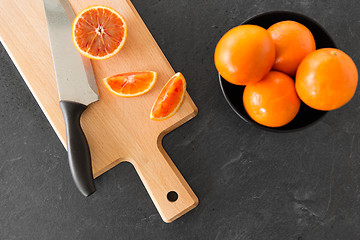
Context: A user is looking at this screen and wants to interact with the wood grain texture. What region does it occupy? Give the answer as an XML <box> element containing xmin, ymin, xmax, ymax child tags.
<box><xmin>0</xmin><ymin>0</ymin><xmax>198</xmax><ymax>222</ymax></box>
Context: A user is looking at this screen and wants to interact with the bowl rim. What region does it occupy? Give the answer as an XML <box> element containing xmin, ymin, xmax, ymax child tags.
<box><xmin>218</xmin><ymin>10</ymin><xmax>335</xmax><ymax>132</ymax></box>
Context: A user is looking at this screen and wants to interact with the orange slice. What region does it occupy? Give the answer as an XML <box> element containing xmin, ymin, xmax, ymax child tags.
<box><xmin>103</xmin><ymin>71</ymin><xmax>157</xmax><ymax>97</ymax></box>
<box><xmin>150</xmin><ymin>72</ymin><xmax>186</xmax><ymax>121</ymax></box>
<box><xmin>72</xmin><ymin>5</ymin><xmax>127</xmax><ymax>60</ymax></box>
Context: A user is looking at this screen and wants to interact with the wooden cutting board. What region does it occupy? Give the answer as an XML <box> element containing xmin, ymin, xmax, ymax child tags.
<box><xmin>0</xmin><ymin>0</ymin><xmax>198</xmax><ymax>223</ymax></box>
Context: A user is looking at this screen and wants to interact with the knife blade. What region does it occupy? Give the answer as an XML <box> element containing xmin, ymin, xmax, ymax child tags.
<box><xmin>43</xmin><ymin>0</ymin><xmax>99</xmax><ymax>197</ymax></box>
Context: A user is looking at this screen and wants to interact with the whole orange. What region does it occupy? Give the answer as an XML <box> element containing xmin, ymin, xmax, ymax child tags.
<box><xmin>268</xmin><ymin>21</ymin><xmax>316</xmax><ymax>76</ymax></box>
<box><xmin>215</xmin><ymin>25</ymin><xmax>275</xmax><ymax>85</ymax></box>
<box><xmin>296</xmin><ymin>48</ymin><xmax>358</xmax><ymax>111</ymax></box>
<box><xmin>243</xmin><ymin>71</ymin><xmax>301</xmax><ymax>127</ymax></box>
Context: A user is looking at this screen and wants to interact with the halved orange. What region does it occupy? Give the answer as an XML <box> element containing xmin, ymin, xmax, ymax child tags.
<box><xmin>150</xmin><ymin>72</ymin><xmax>186</xmax><ymax>121</ymax></box>
<box><xmin>72</xmin><ymin>5</ymin><xmax>127</xmax><ymax>60</ymax></box>
<box><xmin>103</xmin><ymin>71</ymin><xmax>157</xmax><ymax>97</ymax></box>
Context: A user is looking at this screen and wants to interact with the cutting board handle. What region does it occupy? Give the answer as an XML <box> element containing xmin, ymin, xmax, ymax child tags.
<box><xmin>131</xmin><ymin>144</ymin><xmax>198</xmax><ymax>223</ymax></box>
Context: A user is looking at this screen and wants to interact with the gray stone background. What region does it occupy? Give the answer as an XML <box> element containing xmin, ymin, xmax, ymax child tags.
<box><xmin>1</xmin><ymin>0</ymin><xmax>360</xmax><ymax>239</ymax></box>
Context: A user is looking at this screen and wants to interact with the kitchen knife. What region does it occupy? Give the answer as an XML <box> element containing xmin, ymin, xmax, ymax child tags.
<box><xmin>43</xmin><ymin>0</ymin><xmax>99</xmax><ymax>196</ymax></box>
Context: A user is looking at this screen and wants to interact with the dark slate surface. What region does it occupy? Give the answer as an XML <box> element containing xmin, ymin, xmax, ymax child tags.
<box><xmin>1</xmin><ymin>0</ymin><xmax>360</xmax><ymax>239</ymax></box>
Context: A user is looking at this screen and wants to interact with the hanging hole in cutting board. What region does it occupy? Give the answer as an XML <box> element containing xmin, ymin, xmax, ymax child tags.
<box><xmin>167</xmin><ymin>191</ymin><xmax>178</xmax><ymax>202</ymax></box>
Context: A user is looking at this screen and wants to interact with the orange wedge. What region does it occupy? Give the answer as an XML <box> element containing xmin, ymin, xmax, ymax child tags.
<box><xmin>72</xmin><ymin>5</ymin><xmax>127</xmax><ymax>60</ymax></box>
<box><xmin>103</xmin><ymin>71</ymin><xmax>157</xmax><ymax>97</ymax></box>
<box><xmin>150</xmin><ymin>72</ymin><xmax>186</xmax><ymax>121</ymax></box>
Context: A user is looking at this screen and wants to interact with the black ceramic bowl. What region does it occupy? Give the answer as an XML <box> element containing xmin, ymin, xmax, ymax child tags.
<box><xmin>219</xmin><ymin>11</ymin><xmax>336</xmax><ymax>132</ymax></box>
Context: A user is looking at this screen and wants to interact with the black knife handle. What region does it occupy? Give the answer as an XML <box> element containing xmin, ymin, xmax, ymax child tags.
<box><xmin>60</xmin><ymin>100</ymin><xmax>95</xmax><ymax>197</ymax></box>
